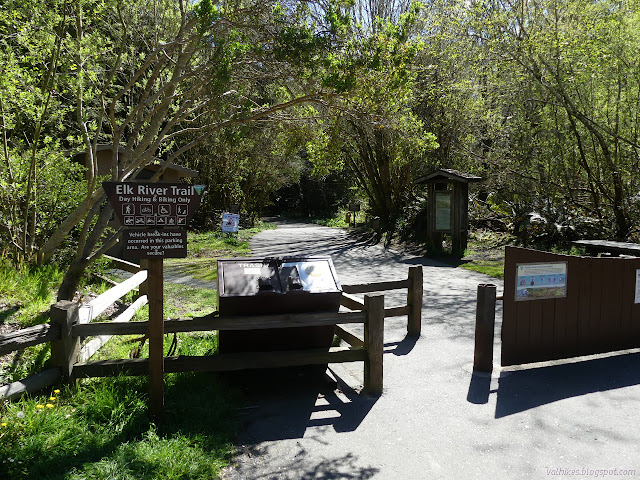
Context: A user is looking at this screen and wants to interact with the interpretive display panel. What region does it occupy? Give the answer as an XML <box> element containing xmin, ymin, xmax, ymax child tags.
<box><xmin>515</xmin><ymin>262</ymin><xmax>567</xmax><ymax>301</ymax></box>
<box><xmin>434</xmin><ymin>192</ymin><xmax>451</xmax><ymax>231</ymax></box>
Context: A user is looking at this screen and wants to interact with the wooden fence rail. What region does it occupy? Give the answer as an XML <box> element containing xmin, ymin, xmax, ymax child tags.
<box><xmin>2</xmin><ymin>264</ymin><xmax>422</xmax><ymax>400</ymax></box>
<box><xmin>0</xmin><ymin>368</ymin><xmax>61</xmax><ymax>401</ymax></box>
<box><xmin>0</xmin><ymin>263</ymin><xmax>148</xmax><ymax>401</ymax></box>
<box><xmin>73</xmin><ymin>310</ymin><xmax>366</xmax><ymax>337</ymax></box>
<box><xmin>0</xmin><ymin>323</ymin><xmax>60</xmax><ymax>356</ymax></box>
<box><xmin>340</xmin><ymin>265</ymin><xmax>423</xmax><ymax>337</ymax></box>
<box><xmin>71</xmin><ymin>294</ymin><xmax>385</xmax><ymax>395</ymax></box>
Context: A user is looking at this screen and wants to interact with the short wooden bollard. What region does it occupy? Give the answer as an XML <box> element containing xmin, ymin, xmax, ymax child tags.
<box><xmin>407</xmin><ymin>265</ymin><xmax>423</xmax><ymax>337</ymax></box>
<box><xmin>473</xmin><ymin>284</ymin><xmax>497</xmax><ymax>374</ymax></box>
<box><xmin>364</xmin><ymin>293</ymin><xmax>384</xmax><ymax>395</ymax></box>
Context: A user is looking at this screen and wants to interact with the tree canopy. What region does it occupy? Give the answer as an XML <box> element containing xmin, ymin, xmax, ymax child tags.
<box><xmin>2</xmin><ymin>0</ymin><xmax>640</xmax><ymax>296</ymax></box>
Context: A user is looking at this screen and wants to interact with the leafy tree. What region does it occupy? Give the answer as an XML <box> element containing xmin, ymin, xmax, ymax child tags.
<box><xmin>187</xmin><ymin>123</ymin><xmax>309</xmax><ymax>226</ymax></box>
<box><xmin>307</xmin><ymin>2</ymin><xmax>439</xmax><ymax>233</ymax></box>
<box><xmin>468</xmin><ymin>0</ymin><xmax>640</xmax><ymax>240</ymax></box>
<box><xmin>2</xmin><ymin>0</ymin><xmax>394</xmax><ymax>298</ymax></box>
<box><xmin>0</xmin><ymin>0</ymin><xmax>86</xmax><ymax>262</ymax></box>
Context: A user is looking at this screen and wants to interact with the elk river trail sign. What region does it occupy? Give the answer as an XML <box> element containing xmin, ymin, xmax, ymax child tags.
<box><xmin>103</xmin><ymin>181</ymin><xmax>205</xmax><ymax>420</ymax></box>
<box><xmin>103</xmin><ymin>181</ymin><xmax>205</xmax><ymax>259</ymax></box>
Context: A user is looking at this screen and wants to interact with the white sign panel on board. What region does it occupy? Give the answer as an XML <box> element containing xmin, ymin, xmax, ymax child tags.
<box><xmin>221</xmin><ymin>212</ymin><xmax>240</xmax><ymax>233</ymax></box>
<box><xmin>435</xmin><ymin>192</ymin><xmax>451</xmax><ymax>231</ymax></box>
<box><xmin>516</xmin><ymin>262</ymin><xmax>567</xmax><ymax>301</ymax></box>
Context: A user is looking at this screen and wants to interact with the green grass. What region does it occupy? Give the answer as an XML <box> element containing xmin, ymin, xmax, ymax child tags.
<box><xmin>96</xmin><ymin>283</ymin><xmax>219</xmax><ymax>362</ymax></box>
<box><xmin>0</xmin><ymin>372</ymin><xmax>238</xmax><ymax>480</ymax></box>
<box><xmin>0</xmin><ymin>261</ymin><xmax>67</xmax><ymax>384</ymax></box>
<box><xmin>185</xmin><ymin>220</ymin><xmax>275</xmax><ymax>258</ymax></box>
<box><xmin>455</xmin><ymin>229</ymin><xmax>595</xmax><ymax>278</ymax></box>
<box><xmin>164</xmin><ymin>258</ymin><xmax>218</xmax><ymax>282</ymax></box>
<box><xmin>164</xmin><ymin>221</ymin><xmax>275</xmax><ymax>282</ymax></box>
<box><xmin>461</xmin><ymin>260</ymin><xmax>505</xmax><ymax>279</ymax></box>
<box><xmin>310</xmin><ymin>209</ymin><xmax>369</xmax><ymax>228</ymax></box>
<box><xmin>0</xmin><ymin>261</ymin><xmax>64</xmax><ymax>328</ymax></box>
<box><xmin>162</xmin><ymin>282</ymin><xmax>218</xmax><ymax>319</ymax></box>
<box><xmin>455</xmin><ymin>229</ymin><xmax>516</xmax><ymax>279</ymax></box>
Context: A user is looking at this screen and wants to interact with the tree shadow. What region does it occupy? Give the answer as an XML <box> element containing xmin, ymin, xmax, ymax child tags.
<box><xmin>228</xmin><ymin>447</ymin><xmax>380</xmax><ymax>480</ymax></box>
<box><xmin>465</xmin><ymin>351</ymin><xmax>640</xmax><ymax>418</ymax></box>
<box><xmin>0</xmin><ymin>305</ymin><xmax>20</xmax><ymax>324</ymax></box>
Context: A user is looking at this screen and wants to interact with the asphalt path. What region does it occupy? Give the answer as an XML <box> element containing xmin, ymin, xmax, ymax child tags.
<box><xmin>222</xmin><ymin>220</ymin><xmax>640</xmax><ymax>480</ymax></box>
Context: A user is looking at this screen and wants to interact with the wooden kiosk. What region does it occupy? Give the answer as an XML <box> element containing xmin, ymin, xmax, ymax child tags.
<box><xmin>415</xmin><ymin>169</ymin><xmax>483</xmax><ymax>256</ymax></box>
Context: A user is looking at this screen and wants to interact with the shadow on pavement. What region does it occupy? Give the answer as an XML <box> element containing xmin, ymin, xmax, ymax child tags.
<box><xmin>224</xmin><ymin>367</ymin><xmax>381</xmax><ymax>480</ymax></box>
<box><xmin>384</xmin><ymin>336</ymin><xmax>419</xmax><ymax>356</ymax></box>
<box><xmin>228</xmin><ymin>367</ymin><xmax>379</xmax><ymax>443</ymax></box>
<box><xmin>466</xmin><ymin>372</ymin><xmax>494</xmax><ymax>405</ymax></box>
<box><xmin>466</xmin><ymin>351</ymin><xmax>640</xmax><ymax>418</ymax></box>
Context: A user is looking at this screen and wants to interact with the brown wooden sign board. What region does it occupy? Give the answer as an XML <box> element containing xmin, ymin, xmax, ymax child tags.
<box><xmin>121</xmin><ymin>228</ymin><xmax>187</xmax><ymax>260</ymax></box>
<box><xmin>103</xmin><ymin>182</ymin><xmax>205</xmax><ymax>228</ymax></box>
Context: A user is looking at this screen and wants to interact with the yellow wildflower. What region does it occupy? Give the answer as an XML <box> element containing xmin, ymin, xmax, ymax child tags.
<box><xmin>36</xmin><ymin>405</ymin><xmax>44</xmax><ymax>409</ymax></box>
<box><xmin>49</xmin><ymin>396</ymin><xmax>56</xmax><ymax>401</ymax></box>
<box><xmin>1</xmin><ymin>422</ymin><xmax>7</xmax><ymax>427</ymax></box>
<box><xmin>53</xmin><ymin>389</ymin><xmax>60</xmax><ymax>394</ymax></box>
<box><xmin>45</xmin><ymin>404</ymin><xmax>54</xmax><ymax>408</ymax></box>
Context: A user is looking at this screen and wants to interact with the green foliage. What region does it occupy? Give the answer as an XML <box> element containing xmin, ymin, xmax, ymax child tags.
<box><xmin>311</xmin><ymin>208</ymin><xmax>368</xmax><ymax>228</ymax></box>
<box><xmin>269</xmin><ymin>165</ymin><xmax>356</xmax><ymax>218</ymax></box>
<box><xmin>4</xmin><ymin>0</ymin><xmax>640</xmax><ymax>271</ymax></box>
<box><xmin>461</xmin><ymin>0</ymin><xmax>640</xmax><ymax>240</ymax></box>
<box><xmin>188</xmin><ymin>125</ymin><xmax>307</xmax><ymax>224</ymax></box>
<box><xmin>0</xmin><ymin>0</ymin><xmax>90</xmax><ymax>263</ymax></box>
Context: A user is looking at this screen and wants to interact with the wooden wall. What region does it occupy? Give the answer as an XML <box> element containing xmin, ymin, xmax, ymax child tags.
<box><xmin>502</xmin><ymin>246</ymin><xmax>640</xmax><ymax>366</ymax></box>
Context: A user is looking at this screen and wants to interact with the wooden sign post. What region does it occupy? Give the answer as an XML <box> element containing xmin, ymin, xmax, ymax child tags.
<box><xmin>147</xmin><ymin>258</ymin><xmax>164</xmax><ymax>420</ymax></box>
<box><xmin>103</xmin><ymin>181</ymin><xmax>205</xmax><ymax>419</ymax></box>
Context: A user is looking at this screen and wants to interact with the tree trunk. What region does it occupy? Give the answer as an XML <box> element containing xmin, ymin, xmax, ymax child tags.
<box><xmin>57</xmin><ymin>256</ymin><xmax>91</xmax><ymax>301</ymax></box>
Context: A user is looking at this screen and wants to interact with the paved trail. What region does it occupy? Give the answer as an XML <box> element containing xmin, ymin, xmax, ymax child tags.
<box><xmin>223</xmin><ymin>220</ymin><xmax>640</xmax><ymax>480</ymax></box>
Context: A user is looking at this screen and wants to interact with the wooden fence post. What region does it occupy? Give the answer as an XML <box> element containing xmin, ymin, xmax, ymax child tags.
<box><xmin>407</xmin><ymin>265</ymin><xmax>423</xmax><ymax>337</ymax></box>
<box><xmin>49</xmin><ymin>301</ymin><xmax>80</xmax><ymax>378</ymax></box>
<box><xmin>473</xmin><ymin>284</ymin><xmax>496</xmax><ymax>374</ymax></box>
<box><xmin>364</xmin><ymin>293</ymin><xmax>384</xmax><ymax>395</ymax></box>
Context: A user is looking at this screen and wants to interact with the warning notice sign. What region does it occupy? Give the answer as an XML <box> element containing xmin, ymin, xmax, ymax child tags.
<box><xmin>122</xmin><ymin>229</ymin><xmax>187</xmax><ymax>260</ymax></box>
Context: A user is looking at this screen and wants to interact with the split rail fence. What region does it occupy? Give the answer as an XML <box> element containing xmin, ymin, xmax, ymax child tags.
<box><xmin>0</xmin><ymin>264</ymin><xmax>423</xmax><ymax>400</ymax></box>
<box><xmin>0</xmin><ymin>259</ymin><xmax>148</xmax><ymax>400</ymax></box>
